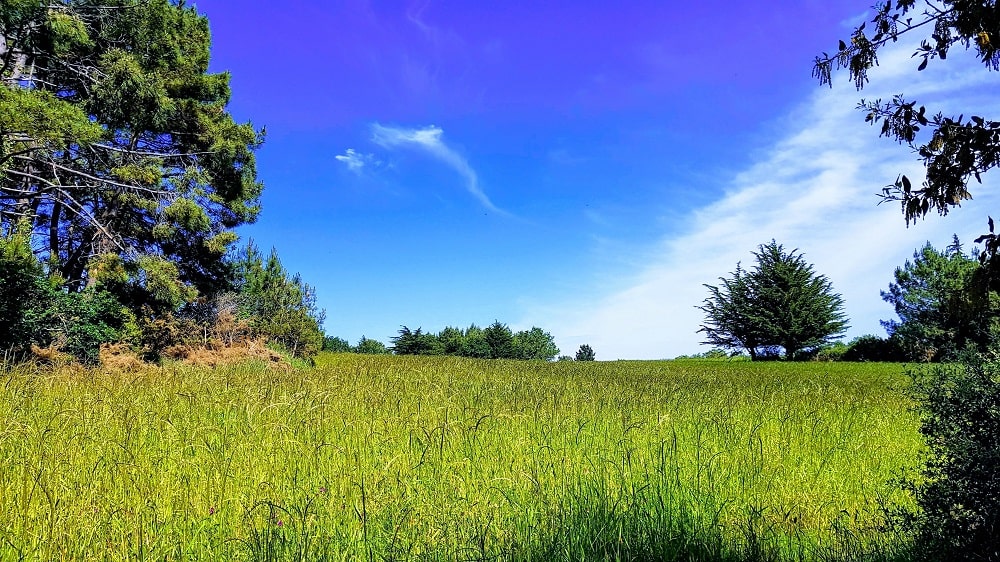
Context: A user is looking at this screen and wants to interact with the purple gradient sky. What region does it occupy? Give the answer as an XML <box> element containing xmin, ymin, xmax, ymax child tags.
<box><xmin>195</xmin><ymin>1</ymin><xmax>999</xmax><ymax>358</ymax></box>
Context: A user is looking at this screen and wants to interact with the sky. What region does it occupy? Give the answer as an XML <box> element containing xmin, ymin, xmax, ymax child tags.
<box><xmin>199</xmin><ymin>1</ymin><xmax>1000</xmax><ymax>359</ymax></box>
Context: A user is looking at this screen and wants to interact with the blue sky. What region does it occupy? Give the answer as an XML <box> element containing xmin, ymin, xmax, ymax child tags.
<box><xmin>200</xmin><ymin>1</ymin><xmax>1000</xmax><ymax>359</ymax></box>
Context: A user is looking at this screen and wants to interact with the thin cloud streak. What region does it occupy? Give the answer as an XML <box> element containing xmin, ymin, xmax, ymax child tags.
<box><xmin>535</xmin><ymin>45</ymin><xmax>1000</xmax><ymax>360</ymax></box>
<box><xmin>371</xmin><ymin>124</ymin><xmax>504</xmax><ymax>213</ymax></box>
<box><xmin>335</xmin><ymin>148</ymin><xmax>370</xmax><ymax>172</ymax></box>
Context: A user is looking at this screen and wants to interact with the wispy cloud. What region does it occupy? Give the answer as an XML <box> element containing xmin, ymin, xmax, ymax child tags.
<box><xmin>335</xmin><ymin>148</ymin><xmax>373</xmax><ymax>173</ymax></box>
<box><xmin>534</xmin><ymin>45</ymin><xmax>1000</xmax><ymax>359</ymax></box>
<box><xmin>371</xmin><ymin>124</ymin><xmax>503</xmax><ymax>213</ymax></box>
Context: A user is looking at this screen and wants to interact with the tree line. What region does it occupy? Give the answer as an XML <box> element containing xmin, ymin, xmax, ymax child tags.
<box><xmin>324</xmin><ymin>324</ymin><xmax>598</xmax><ymax>362</ymax></box>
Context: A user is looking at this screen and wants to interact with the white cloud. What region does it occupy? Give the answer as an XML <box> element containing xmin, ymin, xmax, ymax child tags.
<box><xmin>371</xmin><ymin>124</ymin><xmax>504</xmax><ymax>213</ymax></box>
<box><xmin>335</xmin><ymin>148</ymin><xmax>372</xmax><ymax>173</ymax></box>
<box><xmin>536</xmin><ymin>45</ymin><xmax>1000</xmax><ymax>360</ymax></box>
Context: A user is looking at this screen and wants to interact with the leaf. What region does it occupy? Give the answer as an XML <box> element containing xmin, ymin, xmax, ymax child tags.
<box><xmin>917</xmin><ymin>57</ymin><xmax>928</xmax><ymax>71</ymax></box>
<box><xmin>990</xmin><ymin>216</ymin><xmax>995</xmax><ymax>233</ymax></box>
<box><xmin>839</xmin><ymin>39</ymin><xmax>847</xmax><ymax>51</ymax></box>
<box><xmin>902</xmin><ymin>175</ymin><xmax>912</xmax><ymax>192</ymax></box>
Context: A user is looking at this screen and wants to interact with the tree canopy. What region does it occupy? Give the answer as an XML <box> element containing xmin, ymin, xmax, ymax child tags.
<box><xmin>882</xmin><ymin>236</ymin><xmax>999</xmax><ymax>360</ymax></box>
<box><xmin>699</xmin><ymin>241</ymin><xmax>849</xmax><ymax>360</ymax></box>
<box><xmin>0</xmin><ymin>0</ymin><xmax>263</xmax><ymax>306</ymax></box>
<box><xmin>813</xmin><ymin>0</ymin><xmax>1000</xmax><ymax>234</ymax></box>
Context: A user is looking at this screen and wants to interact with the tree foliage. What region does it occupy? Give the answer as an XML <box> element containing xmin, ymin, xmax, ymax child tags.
<box><xmin>902</xmin><ymin>358</ymin><xmax>1000</xmax><ymax>559</ymax></box>
<box><xmin>814</xmin><ymin>0</ymin><xmax>1000</xmax><ymax>235</ymax></box>
<box><xmin>354</xmin><ymin>336</ymin><xmax>389</xmax><ymax>355</ymax></box>
<box><xmin>699</xmin><ymin>241</ymin><xmax>849</xmax><ymax>360</ymax></box>
<box><xmin>882</xmin><ymin>237</ymin><xmax>999</xmax><ymax>361</ymax></box>
<box><xmin>0</xmin><ymin>0</ymin><xmax>263</xmax><ymax>305</ymax></box>
<box><xmin>575</xmin><ymin>344</ymin><xmax>596</xmax><ymax>361</ymax></box>
<box><xmin>230</xmin><ymin>241</ymin><xmax>324</xmax><ymax>358</ymax></box>
<box><xmin>820</xmin><ymin>5</ymin><xmax>1000</xmax><ymax>558</ymax></box>
<box><xmin>386</xmin><ymin>322</ymin><xmax>559</xmax><ymax>361</ymax></box>
<box><xmin>322</xmin><ymin>336</ymin><xmax>351</xmax><ymax>353</ymax></box>
<box><xmin>0</xmin><ymin>221</ymin><xmax>130</xmax><ymax>363</ymax></box>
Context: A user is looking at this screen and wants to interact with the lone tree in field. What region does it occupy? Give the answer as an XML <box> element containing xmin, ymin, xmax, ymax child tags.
<box><xmin>699</xmin><ymin>241</ymin><xmax>848</xmax><ymax>360</ymax></box>
<box><xmin>575</xmin><ymin>344</ymin><xmax>596</xmax><ymax>361</ymax></box>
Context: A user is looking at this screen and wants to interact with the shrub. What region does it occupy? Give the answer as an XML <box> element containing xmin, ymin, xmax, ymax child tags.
<box><xmin>901</xmin><ymin>356</ymin><xmax>1000</xmax><ymax>560</ymax></box>
<box><xmin>813</xmin><ymin>342</ymin><xmax>848</xmax><ymax>362</ymax></box>
<box><xmin>843</xmin><ymin>334</ymin><xmax>908</xmax><ymax>362</ymax></box>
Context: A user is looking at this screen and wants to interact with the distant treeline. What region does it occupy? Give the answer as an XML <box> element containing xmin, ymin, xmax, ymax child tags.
<box><xmin>324</xmin><ymin>322</ymin><xmax>560</xmax><ymax>361</ymax></box>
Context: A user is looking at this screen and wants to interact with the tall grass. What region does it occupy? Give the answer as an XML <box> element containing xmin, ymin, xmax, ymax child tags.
<box><xmin>0</xmin><ymin>355</ymin><xmax>921</xmax><ymax>560</ymax></box>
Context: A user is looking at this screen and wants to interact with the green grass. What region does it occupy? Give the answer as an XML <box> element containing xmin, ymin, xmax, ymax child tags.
<box><xmin>0</xmin><ymin>355</ymin><xmax>922</xmax><ymax>561</ymax></box>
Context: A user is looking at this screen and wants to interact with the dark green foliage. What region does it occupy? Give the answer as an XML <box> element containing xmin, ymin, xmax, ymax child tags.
<box><xmin>814</xmin><ymin>1</ymin><xmax>1000</xmax><ymax>234</ymax></box>
<box><xmin>483</xmin><ymin>321</ymin><xmax>516</xmax><ymax>359</ymax></box>
<box><xmin>843</xmin><ymin>334</ymin><xmax>908</xmax><ymax>362</ymax></box>
<box><xmin>698</xmin><ymin>263</ymin><xmax>765</xmax><ymax>360</ymax></box>
<box><xmin>41</xmin><ymin>288</ymin><xmax>131</xmax><ymax>365</ymax></box>
<box><xmin>0</xmin><ymin>222</ymin><xmax>48</xmax><ymax>351</ymax></box>
<box><xmin>322</xmin><ymin>336</ymin><xmax>352</xmax><ymax>353</ymax></box>
<box><xmin>1</xmin><ymin>0</ymin><xmax>263</xmax><ymax>300</ymax></box>
<box><xmin>230</xmin><ymin>241</ymin><xmax>324</xmax><ymax>358</ymax></box>
<box><xmin>752</xmin><ymin>241</ymin><xmax>849</xmax><ymax>359</ymax></box>
<box><xmin>386</xmin><ymin>323</ymin><xmax>559</xmax><ymax>360</ymax></box>
<box><xmin>700</xmin><ymin>241</ymin><xmax>849</xmax><ymax>360</ymax></box>
<box><xmin>512</xmin><ymin>327</ymin><xmax>560</xmax><ymax>361</ymax></box>
<box><xmin>0</xmin><ymin>222</ymin><xmax>128</xmax><ymax>363</ymax></box>
<box><xmin>882</xmin><ymin>239</ymin><xmax>998</xmax><ymax>361</ymax></box>
<box><xmin>575</xmin><ymin>344</ymin><xmax>596</xmax><ymax>361</ymax></box>
<box><xmin>437</xmin><ymin>326</ymin><xmax>466</xmax><ymax>355</ymax></box>
<box><xmin>460</xmin><ymin>325</ymin><xmax>492</xmax><ymax>358</ymax></box>
<box><xmin>391</xmin><ymin>326</ymin><xmax>444</xmax><ymax>355</ymax></box>
<box><xmin>354</xmin><ymin>336</ymin><xmax>389</xmax><ymax>355</ymax></box>
<box><xmin>901</xmin><ymin>358</ymin><xmax>1000</xmax><ymax>560</ymax></box>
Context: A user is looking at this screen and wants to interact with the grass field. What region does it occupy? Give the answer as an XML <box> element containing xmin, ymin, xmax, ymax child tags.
<box><xmin>0</xmin><ymin>354</ymin><xmax>923</xmax><ymax>561</ymax></box>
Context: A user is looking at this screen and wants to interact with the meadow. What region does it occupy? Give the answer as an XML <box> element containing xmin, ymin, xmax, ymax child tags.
<box><xmin>0</xmin><ymin>354</ymin><xmax>923</xmax><ymax>561</ymax></box>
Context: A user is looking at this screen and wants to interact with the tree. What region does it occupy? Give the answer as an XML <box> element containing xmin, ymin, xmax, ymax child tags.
<box><xmin>699</xmin><ymin>241</ymin><xmax>848</xmax><ymax>360</ymax></box>
<box><xmin>575</xmin><ymin>344</ymin><xmax>596</xmax><ymax>361</ymax></box>
<box><xmin>483</xmin><ymin>321</ymin><xmax>515</xmax><ymax>359</ymax></box>
<box><xmin>230</xmin><ymin>241</ymin><xmax>324</xmax><ymax>358</ymax></box>
<box><xmin>354</xmin><ymin>336</ymin><xmax>388</xmax><ymax>355</ymax></box>
<box><xmin>460</xmin><ymin>324</ymin><xmax>491</xmax><ymax>358</ymax></box>
<box><xmin>0</xmin><ymin>1</ymin><xmax>263</xmax><ymax>305</ymax></box>
<box><xmin>512</xmin><ymin>327</ymin><xmax>560</xmax><ymax>361</ymax></box>
<box><xmin>390</xmin><ymin>326</ymin><xmax>443</xmax><ymax>355</ymax></box>
<box><xmin>813</xmin><ymin>1</ymin><xmax>1000</xmax><ymax>240</ymax></box>
<box><xmin>322</xmin><ymin>336</ymin><xmax>352</xmax><ymax>353</ymax></box>
<box><xmin>697</xmin><ymin>263</ymin><xmax>766</xmax><ymax>360</ymax></box>
<box><xmin>881</xmin><ymin>238</ymin><xmax>998</xmax><ymax>361</ymax></box>
<box><xmin>437</xmin><ymin>326</ymin><xmax>466</xmax><ymax>355</ymax></box>
<box><xmin>0</xmin><ymin>220</ymin><xmax>130</xmax><ymax>363</ymax></box>
<box><xmin>752</xmin><ymin>241</ymin><xmax>850</xmax><ymax>359</ymax></box>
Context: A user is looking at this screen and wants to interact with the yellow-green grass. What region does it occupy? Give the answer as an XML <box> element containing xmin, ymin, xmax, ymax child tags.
<box><xmin>0</xmin><ymin>355</ymin><xmax>921</xmax><ymax>561</ymax></box>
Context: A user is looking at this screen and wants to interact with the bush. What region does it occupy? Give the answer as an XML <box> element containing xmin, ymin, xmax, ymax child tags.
<box><xmin>901</xmin><ymin>356</ymin><xmax>1000</xmax><ymax>560</ymax></box>
<box><xmin>813</xmin><ymin>342</ymin><xmax>848</xmax><ymax>362</ymax></box>
<box><xmin>843</xmin><ymin>334</ymin><xmax>908</xmax><ymax>362</ymax></box>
